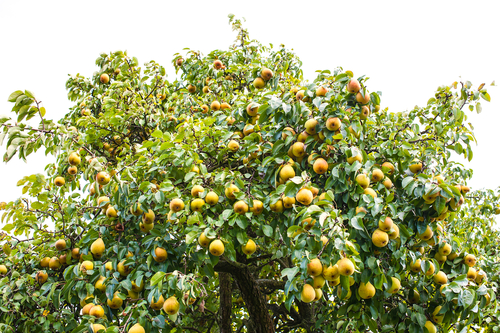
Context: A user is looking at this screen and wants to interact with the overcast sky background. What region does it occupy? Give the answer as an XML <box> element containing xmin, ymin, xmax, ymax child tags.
<box><xmin>1</xmin><ymin>1</ymin><xmax>499</xmax><ymax>210</ymax></box>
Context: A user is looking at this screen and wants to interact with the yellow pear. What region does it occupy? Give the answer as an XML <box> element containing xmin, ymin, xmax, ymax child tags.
<box><xmin>154</xmin><ymin>247</ymin><xmax>168</xmax><ymax>263</ymax></box>
<box><xmin>386</xmin><ymin>277</ymin><xmax>401</xmax><ymax>294</ymax></box>
<box><xmin>296</xmin><ymin>188</ymin><xmax>313</xmax><ymax>205</ymax></box>
<box><xmin>322</xmin><ymin>265</ymin><xmax>339</xmax><ymax>281</ymax></box>
<box><xmin>313</xmin><ymin>275</ymin><xmax>326</xmax><ymax>289</ymax></box>
<box><xmin>209</xmin><ymin>239</ymin><xmax>224</xmax><ymax>256</ymax></box>
<box><xmin>81</xmin><ymin>303</ymin><xmax>94</xmax><ymax>315</ymax></box>
<box><xmin>418</xmin><ymin>225</ymin><xmax>433</xmax><ymax>240</ymax></box>
<box><xmin>107</xmin><ymin>292</ymin><xmax>123</xmax><ymax>309</ymax></box>
<box><xmin>93</xmin><ymin>324</ymin><xmax>106</xmax><ymax>332</ymax></box>
<box><xmin>150</xmin><ymin>295</ymin><xmax>165</xmax><ymax>310</ymax></box>
<box><xmin>433</xmin><ymin>271</ymin><xmax>448</xmax><ymax>285</ymax></box>
<box><xmin>337</xmin><ymin>258</ymin><xmax>354</xmax><ymax>276</ymax></box>
<box><xmin>89</xmin><ymin>304</ymin><xmax>105</xmax><ymax>318</ymax></box>
<box><xmin>378</xmin><ymin>217</ymin><xmax>393</xmax><ymax>232</ymax></box>
<box><xmin>191</xmin><ymin>198</ymin><xmax>205</xmax><ymax>212</ymax></box>
<box><xmin>425</xmin><ymin>262</ymin><xmax>435</xmax><ymax>276</ymax></box>
<box><xmin>424</xmin><ymin>321</ymin><xmax>436</xmax><ymax>333</ymax></box>
<box><xmin>55</xmin><ymin>239</ymin><xmax>66</xmax><ymax>251</ymax></box>
<box><xmin>280</xmin><ymin>165</ymin><xmax>295</xmax><ymax>181</ymax></box>
<box><xmin>306</xmin><ymin>258</ymin><xmax>323</xmax><ymax>277</ymax></box>
<box><xmin>191</xmin><ymin>185</ymin><xmax>204</xmax><ymax>197</ymax></box>
<box><xmin>142</xmin><ymin>209</ymin><xmax>155</xmax><ymax>224</ymax></box>
<box><xmin>198</xmin><ymin>232</ymin><xmax>210</xmax><ymax>248</ymax></box>
<box><xmin>205</xmin><ymin>191</ymin><xmax>219</xmax><ymax>205</ymax></box>
<box><xmin>163</xmin><ymin>296</ymin><xmax>180</xmax><ymax>315</ymax></box>
<box><xmin>467</xmin><ymin>267</ymin><xmax>477</xmax><ymax>280</ymax></box>
<box><xmin>372</xmin><ymin>229</ymin><xmax>389</xmax><ymax>247</ymax></box>
<box><xmin>90</xmin><ymin>238</ymin><xmax>105</xmax><ymax>257</ymax></box>
<box><xmin>432</xmin><ymin>306</ymin><xmax>444</xmax><ymax>324</ymax></box>
<box><xmin>49</xmin><ymin>257</ymin><xmax>61</xmax><ymax>270</ymax></box>
<box><xmin>464</xmin><ymin>254</ymin><xmax>476</xmax><ymax>267</ymax></box>
<box><xmin>301</xmin><ymin>284</ymin><xmax>316</xmax><ymax>303</ymax></box>
<box><xmin>95</xmin><ymin>276</ymin><xmax>106</xmax><ymax>292</ymax></box>
<box><xmin>242</xmin><ymin>239</ymin><xmax>256</xmax><ymax>255</ymax></box>
<box><xmin>410</xmin><ymin>259</ymin><xmax>422</xmax><ymax>273</ymax></box>
<box><xmin>358</xmin><ymin>282</ymin><xmax>376</xmax><ymax>299</ymax></box>
<box><xmin>169</xmin><ymin>198</ymin><xmax>185</xmax><ymax>212</ymax></box>
<box><xmin>128</xmin><ymin>323</ymin><xmax>146</xmax><ymax>333</ymax></box>
<box><xmin>225</xmin><ymin>184</ymin><xmax>240</xmax><ymax>200</ymax></box>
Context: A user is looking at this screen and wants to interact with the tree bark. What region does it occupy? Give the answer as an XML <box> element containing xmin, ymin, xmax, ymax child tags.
<box><xmin>215</xmin><ymin>258</ymin><xmax>275</xmax><ymax>333</ymax></box>
<box><xmin>219</xmin><ymin>272</ymin><xmax>233</xmax><ymax>333</ymax></box>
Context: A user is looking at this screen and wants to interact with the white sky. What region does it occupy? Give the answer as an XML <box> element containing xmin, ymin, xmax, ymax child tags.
<box><xmin>1</xmin><ymin>0</ymin><xmax>499</xmax><ymax>206</ymax></box>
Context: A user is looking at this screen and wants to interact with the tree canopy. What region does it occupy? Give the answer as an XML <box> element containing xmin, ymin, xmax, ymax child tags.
<box><xmin>0</xmin><ymin>15</ymin><xmax>499</xmax><ymax>333</ymax></box>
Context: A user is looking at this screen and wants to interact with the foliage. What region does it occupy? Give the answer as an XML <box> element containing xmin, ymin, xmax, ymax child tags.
<box><xmin>0</xmin><ymin>15</ymin><xmax>499</xmax><ymax>333</ymax></box>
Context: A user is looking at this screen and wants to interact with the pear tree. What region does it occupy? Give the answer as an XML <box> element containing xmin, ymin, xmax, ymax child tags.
<box><xmin>0</xmin><ymin>15</ymin><xmax>498</xmax><ymax>333</ymax></box>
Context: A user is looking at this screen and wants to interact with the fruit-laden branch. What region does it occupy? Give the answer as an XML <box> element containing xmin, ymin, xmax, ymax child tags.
<box><xmin>215</xmin><ymin>258</ymin><xmax>275</xmax><ymax>333</ymax></box>
<box><xmin>219</xmin><ymin>272</ymin><xmax>233</xmax><ymax>333</ymax></box>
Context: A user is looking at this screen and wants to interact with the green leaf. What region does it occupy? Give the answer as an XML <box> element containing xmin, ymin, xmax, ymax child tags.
<box><xmin>7</xmin><ymin>90</ymin><xmax>23</xmax><ymax>103</ymax></box>
<box><xmin>262</xmin><ymin>225</ymin><xmax>273</xmax><ymax>237</ymax></box>
<box><xmin>150</xmin><ymin>271</ymin><xmax>166</xmax><ymax>286</ymax></box>
<box><xmin>350</xmin><ymin>217</ymin><xmax>364</xmax><ymax>231</ymax></box>
<box><xmin>281</xmin><ymin>267</ymin><xmax>299</xmax><ymax>281</ymax></box>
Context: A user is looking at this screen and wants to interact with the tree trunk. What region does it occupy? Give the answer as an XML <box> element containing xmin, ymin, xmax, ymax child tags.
<box><xmin>215</xmin><ymin>259</ymin><xmax>275</xmax><ymax>333</ymax></box>
<box><xmin>219</xmin><ymin>272</ymin><xmax>233</xmax><ymax>333</ymax></box>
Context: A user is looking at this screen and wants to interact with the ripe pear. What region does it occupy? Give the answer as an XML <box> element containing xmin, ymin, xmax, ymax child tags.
<box><xmin>296</xmin><ymin>90</ymin><xmax>305</xmax><ymax>101</ymax></box>
<box><xmin>378</xmin><ymin>217</ymin><xmax>393</xmax><ymax>232</ymax></box>
<box><xmin>209</xmin><ymin>239</ymin><xmax>224</xmax><ymax>256</ymax></box>
<box><xmin>233</xmin><ymin>200</ymin><xmax>249</xmax><ymax>214</ymax></box>
<box><xmin>409</xmin><ymin>160</ymin><xmax>422</xmax><ymax>173</ymax></box>
<box><xmin>301</xmin><ymin>284</ymin><xmax>316</xmax><ymax>303</ymax></box>
<box><xmin>388</xmin><ymin>224</ymin><xmax>399</xmax><ymax>239</ymax></box>
<box><xmin>261</xmin><ymin>68</ymin><xmax>273</xmax><ymax>81</ymax></box>
<box><xmin>337</xmin><ymin>286</ymin><xmax>352</xmax><ymax>300</ymax></box>
<box><xmin>337</xmin><ymin>258</ymin><xmax>354</xmax><ymax>276</ymax></box>
<box><xmin>356</xmin><ymin>92</ymin><xmax>370</xmax><ymax>104</ymax></box>
<box><xmin>313</xmin><ymin>158</ymin><xmax>328</xmax><ymax>174</ymax></box>
<box><xmin>100</xmin><ymin>73</ymin><xmax>109</xmax><ymax>83</ymax></box>
<box><xmin>307</xmin><ymin>258</ymin><xmax>323</xmax><ymax>277</ymax></box>
<box><xmin>210</xmin><ymin>101</ymin><xmax>221</xmax><ymax>111</ymax></box>
<box><xmin>250</xmin><ymin>200</ymin><xmax>264</xmax><ymax>215</ymax></box>
<box><xmin>410</xmin><ymin>259</ymin><xmax>422</xmax><ymax>273</ymax></box>
<box><xmin>270</xmin><ymin>199</ymin><xmax>284</xmax><ymax>212</ymax></box>
<box><xmin>316</xmin><ymin>86</ymin><xmax>328</xmax><ymax>96</ymax></box>
<box><xmin>68</xmin><ymin>152</ymin><xmax>81</xmax><ymax>166</ymax></box>
<box><xmin>35</xmin><ymin>271</ymin><xmax>48</xmax><ymax>284</ymax></box>
<box><xmin>228</xmin><ymin>140</ymin><xmax>240</xmax><ymax>152</ymax></box>
<box><xmin>242</xmin><ymin>239</ymin><xmax>256</xmax><ymax>255</ymax></box>
<box><xmin>140</xmin><ymin>222</ymin><xmax>154</xmax><ymax>233</ymax></box>
<box><xmin>292</xmin><ymin>142</ymin><xmax>306</xmax><ymax>158</ymax></box>
<box><xmin>253</xmin><ymin>77</ymin><xmax>265</xmax><ymax>89</ymax></box>
<box><xmin>205</xmin><ymin>191</ymin><xmax>219</xmax><ymax>205</ymax></box>
<box><xmin>95</xmin><ymin>276</ymin><xmax>106</xmax><ymax>292</ymax></box>
<box><xmin>81</xmin><ymin>303</ymin><xmax>94</xmax><ymax>315</ymax></box>
<box><xmin>408</xmin><ymin>290</ymin><xmax>420</xmax><ymax>303</ymax></box>
<box><xmin>49</xmin><ymin>257</ymin><xmax>61</xmax><ymax>270</ymax></box>
<box><xmin>80</xmin><ymin>260</ymin><xmax>94</xmax><ymax>273</ymax></box>
<box><xmin>312</xmin><ymin>275</ymin><xmax>326</xmax><ymax>289</ymax></box>
<box><xmin>198</xmin><ymin>232</ymin><xmax>210</xmax><ymax>248</ymax></box>
<box><xmin>432</xmin><ymin>306</ymin><xmax>444</xmax><ymax>324</ymax></box>
<box><xmin>225</xmin><ymin>184</ymin><xmax>240</xmax><ymax>199</ymax></box>
<box><xmin>154</xmin><ymin>247</ymin><xmax>168</xmax><ymax>263</ymax></box>
<box><xmin>55</xmin><ymin>239</ymin><xmax>66</xmax><ymax>251</ymax></box>
<box><xmin>382</xmin><ymin>178</ymin><xmax>393</xmax><ymax>189</ymax></box>
<box><xmin>372</xmin><ymin>229</ymin><xmax>389</xmax><ymax>247</ymax></box>
<box><xmin>346</xmin><ymin>152</ymin><xmax>363</xmax><ymax>165</ymax></box>
<box><xmin>314</xmin><ymin>288</ymin><xmax>323</xmax><ymax>301</ymax></box>
<box><xmin>128</xmin><ymin>323</ymin><xmax>146</xmax><ymax>333</ymax></box>
<box><xmin>371</xmin><ymin>168</ymin><xmax>384</xmax><ymax>182</ymax></box>
<box><xmin>386</xmin><ymin>277</ymin><xmax>401</xmax><ymax>294</ymax></box>
<box><xmin>355</xmin><ymin>174</ymin><xmax>370</xmax><ymax>189</ymax></box>
<box><xmin>322</xmin><ymin>265</ymin><xmax>339</xmax><ymax>281</ymax></box>
<box><xmin>283</xmin><ymin>196</ymin><xmax>295</xmax><ymax>208</ymax></box>
<box><xmin>418</xmin><ymin>225</ymin><xmax>434</xmax><ymax>240</ymax></box>
<box><xmin>89</xmin><ymin>304</ymin><xmax>105</xmax><ymax>318</ymax></box>
<box><xmin>41</xmin><ymin>257</ymin><xmax>50</xmax><ymax>267</ymax></box>
<box><xmin>191</xmin><ymin>198</ymin><xmax>205</xmax><ymax>212</ymax></box>
<box><xmin>464</xmin><ymin>254</ymin><xmax>476</xmax><ymax>267</ymax></box>
<box><xmin>91</xmin><ymin>238</ymin><xmax>105</xmax><ymax>257</ymax></box>
<box><xmin>434</xmin><ymin>253</ymin><xmax>447</xmax><ymax>265</ymax></box>
<box><xmin>282</xmin><ymin>127</ymin><xmax>296</xmax><ymax>140</ymax></box>
<box><xmin>96</xmin><ymin>171</ymin><xmax>110</xmax><ymax>185</ymax></box>
<box><xmin>305</xmin><ymin>119</ymin><xmax>319</xmax><ymax>135</ymax></box>
<box><xmin>434</xmin><ymin>271</ymin><xmax>448</xmax><ymax>285</ymax></box>
<box><xmin>93</xmin><ymin>324</ymin><xmax>106</xmax><ymax>332</ymax></box>
<box><xmin>326</xmin><ymin>117</ymin><xmax>341</xmax><ymax>131</ymax></box>
<box><xmin>150</xmin><ymin>294</ymin><xmax>165</xmax><ymax>310</ymax></box>
<box><xmin>358</xmin><ymin>282</ymin><xmax>376</xmax><ymax>299</ymax></box>
<box><xmin>117</xmin><ymin>260</ymin><xmax>130</xmax><ymax>276</ymax></box>
<box><xmin>163</xmin><ymin>296</ymin><xmax>180</xmax><ymax>315</ymax></box>
<box><xmin>280</xmin><ymin>165</ymin><xmax>296</xmax><ymax>181</ymax></box>
<box><xmin>106</xmin><ymin>206</ymin><xmax>117</xmax><ymax>218</ymax></box>
<box><xmin>425</xmin><ymin>321</ymin><xmax>436</xmax><ymax>333</ymax></box>
<box><xmin>363</xmin><ymin>188</ymin><xmax>377</xmax><ymax>198</ymax></box>
<box><xmin>191</xmin><ymin>185</ymin><xmax>204</xmax><ymax>197</ymax></box>
<box><xmin>467</xmin><ymin>267</ymin><xmax>477</xmax><ymax>280</ymax></box>
<box><xmin>107</xmin><ymin>292</ymin><xmax>123</xmax><ymax>309</ymax></box>
<box><xmin>296</xmin><ymin>188</ymin><xmax>313</xmax><ymax>206</ymax></box>
<box><xmin>346</xmin><ymin>79</ymin><xmax>361</xmax><ymax>94</ymax></box>
<box><xmin>170</xmin><ymin>199</ymin><xmax>185</xmax><ymax>212</ymax></box>
<box><xmin>425</xmin><ymin>262</ymin><xmax>435</xmax><ymax>276</ymax></box>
